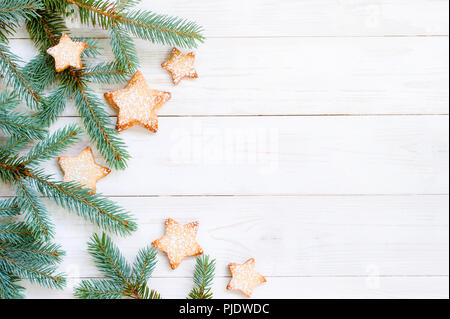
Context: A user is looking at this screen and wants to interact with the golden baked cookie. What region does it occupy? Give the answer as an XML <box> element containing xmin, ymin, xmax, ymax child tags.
<box><xmin>104</xmin><ymin>71</ymin><xmax>171</xmax><ymax>132</ymax></box>
<box><xmin>162</xmin><ymin>48</ymin><xmax>198</xmax><ymax>85</ymax></box>
<box><xmin>227</xmin><ymin>258</ymin><xmax>267</xmax><ymax>297</ymax></box>
<box><xmin>152</xmin><ymin>218</ymin><xmax>204</xmax><ymax>269</ymax></box>
<box><xmin>58</xmin><ymin>147</ymin><xmax>111</xmax><ymax>192</ymax></box>
<box><xmin>47</xmin><ymin>33</ymin><xmax>87</xmax><ymax>72</ymax></box>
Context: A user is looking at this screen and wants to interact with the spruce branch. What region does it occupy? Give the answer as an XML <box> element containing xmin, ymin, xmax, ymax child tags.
<box><xmin>30</xmin><ymin>172</ymin><xmax>137</xmax><ymax>236</ymax></box>
<box><xmin>15</xmin><ymin>178</ymin><xmax>54</xmax><ymax>240</ymax></box>
<box><xmin>0</xmin><ymin>43</ymin><xmax>46</xmax><ymax>110</ymax></box>
<box><xmin>109</xmin><ymin>24</ymin><xmax>138</xmax><ymax>72</ymax></box>
<box><xmin>20</xmin><ymin>124</ymin><xmax>82</xmax><ymax>166</ymax></box>
<box><xmin>0</xmin><ymin>198</ymin><xmax>19</xmax><ymax>218</ymax></box>
<box><xmin>74</xmin><ymin>233</ymin><xmax>160</xmax><ymax>299</ymax></box>
<box><xmin>188</xmin><ymin>255</ymin><xmax>216</xmax><ymax>299</ymax></box>
<box><xmin>64</xmin><ymin>0</ymin><xmax>204</xmax><ymax>48</ymax></box>
<box><xmin>0</xmin><ymin>109</ymin><xmax>46</xmax><ymax>140</ymax></box>
<box><xmin>0</xmin><ymin>249</ymin><xmax>65</xmax><ymax>289</ymax></box>
<box><xmin>0</xmin><ymin>272</ymin><xmax>25</xmax><ymax>299</ymax></box>
<box><xmin>36</xmin><ymin>85</ymin><xmax>68</xmax><ymax>126</ymax></box>
<box><xmin>0</xmin><ymin>0</ymin><xmax>43</xmax><ymax>41</ymax></box>
<box><xmin>24</xmin><ymin>53</ymin><xmax>58</xmax><ymax>91</ymax></box>
<box><xmin>26</xmin><ymin>14</ymin><xmax>130</xmax><ymax>170</ymax></box>
<box><xmin>71</xmin><ymin>84</ymin><xmax>129</xmax><ymax>170</ymax></box>
<box><xmin>80</xmin><ymin>62</ymin><xmax>128</xmax><ymax>83</ymax></box>
<box><xmin>0</xmin><ymin>137</ymin><xmax>29</xmax><ymax>163</ymax></box>
<box><xmin>0</xmin><ymin>221</ymin><xmax>34</xmax><ymax>244</ymax></box>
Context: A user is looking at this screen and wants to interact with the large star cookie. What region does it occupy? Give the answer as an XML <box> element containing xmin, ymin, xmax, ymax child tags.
<box><xmin>152</xmin><ymin>218</ymin><xmax>204</xmax><ymax>269</ymax></box>
<box><xmin>47</xmin><ymin>33</ymin><xmax>87</xmax><ymax>72</ymax></box>
<box><xmin>226</xmin><ymin>258</ymin><xmax>267</xmax><ymax>297</ymax></box>
<box><xmin>58</xmin><ymin>147</ymin><xmax>111</xmax><ymax>192</ymax></box>
<box><xmin>162</xmin><ymin>48</ymin><xmax>198</xmax><ymax>85</ymax></box>
<box><xmin>104</xmin><ymin>71</ymin><xmax>171</xmax><ymax>132</ymax></box>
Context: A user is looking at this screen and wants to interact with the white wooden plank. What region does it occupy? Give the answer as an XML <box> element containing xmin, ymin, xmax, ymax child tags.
<box><xmin>22</xmin><ymin>276</ymin><xmax>450</xmax><ymax>299</ymax></box>
<box><xmin>12</xmin><ymin>0</ymin><xmax>450</xmax><ymax>38</ymax></box>
<box><xmin>7</xmin><ymin>37</ymin><xmax>449</xmax><ymax>115</ymax></box>
<box><xmin>0</xmin><ymin>195</ymin><xmax>446</xmax><ymax>278</ymax></box>
<box><xmin>2</xmin><ymin>116</ymin><xmax>447</xmax><ymax>196</ymax></box>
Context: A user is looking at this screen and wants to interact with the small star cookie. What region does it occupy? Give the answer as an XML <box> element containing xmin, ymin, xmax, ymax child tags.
<box><xmin>227</xmin><ymin>258</ymin><xmax>267</xmax><ymax>297</ymax></box>
<box><xmin>47</xmin><ymin>33</ymin><xmax>87</xmax><ymax>72</ymax></box>
<box><xmin>152</xmin><ymin>218</ymin><xmax>204</xmax><ymax>269</ymax></box>
<box><xmin>58</xmin><ymin>147</ymin><xmax>111</xmax><ymax>192</ymax></box>
<box><xmin>104</xmin><ymin>71</ymin><xmax>171</xmax><ymax>132</ymax></box>
<box><xmin>162</xmin><ymin>48</ymin><xmax>198</xmax><ymax>85</ymax></box>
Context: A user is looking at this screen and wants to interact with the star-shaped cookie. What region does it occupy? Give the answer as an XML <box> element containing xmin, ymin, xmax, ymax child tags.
<box><xmin>58</xmin><ymin>147</ymin><xmax>111</xmax><ymax>192</ymax></box>
<box><xmin>152</xmin><ymin>218</ymin><xmax>204</xmax><ymax>269</ymax></box>
<box><xmin>104</xmin><ymin>71</ymin><xmax>171</xmax><ymax>132</ymax></box>
<box><xmin>227</xmin><ymin>258</ymin><xmax>267</xmax><ymax>297</ymax></box>
<box><xmin>47</xmin><ymin>33</ymin><xmax>87</xmax><ymax>72</ymax></box>
<box><xmin>162</xmin><ymin>48</ymin><xmax>198</xmax><ymax>85</ymax></box>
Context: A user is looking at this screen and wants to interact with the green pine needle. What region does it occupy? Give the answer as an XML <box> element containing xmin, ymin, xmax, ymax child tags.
<box><xmin>188</xmin><ymin>255</ymin><xmax>216</xmax><ymax>299</ymax></box>
<box><xmin>74</xmin><ymin>233</ymin><xmax>160</xmax><ymax>299</ymax></box>
<box><xmin>15</xmin><ymin>178</ymin><xmax>54</xmax><ymax>240</ymax></box>
<box><xmin>109</xmin><ymin>25</ymin><xmax>139</xmax><ymax>72</ymax></box>
<box><xmin>0</xmin><ymin>0</ymin><xmax>43</xmax><ymax>41</ymax></box>
<box><xmin>72</xmin><ymin>87</ymin><xmax>130</xmax><ymax>170</ymax></box>
<box><xmin>0</xmin><ymin>198</ymin><xmax>19</xmax><ymax>218</ymax></box>
<box><xmin>0</xmin><ymin>109</ymin><xmax>46</xmax><ymax>141</ymax></box>
<box><xmin>0</xmin><ymin>43</ymin><xmax>47</xmax><ymax>110</ymax></box>
<box><xmin>20</xmin><ymin>125</ymin><xmax>82</xmax><ymax>166</ymax></box>
<box><xmin>81</xmin><ymin>62</ymin><xmax>128</xmax><ymax>83</ymax></box>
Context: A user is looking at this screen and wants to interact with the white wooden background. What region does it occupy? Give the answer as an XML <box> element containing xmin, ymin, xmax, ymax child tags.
<box><xmin>2</xmin><ymin>0</ymin><xmax>449</xmax><ymax>298</ymax></box>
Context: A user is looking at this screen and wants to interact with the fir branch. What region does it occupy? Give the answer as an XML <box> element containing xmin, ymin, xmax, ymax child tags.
<box><xmin>29</xmin><ymin>172</ymin><xmax>137</xmax><ymax>236</ymax></box>
<box><xmin>71</xmin><ymin>84</ymin><xmax>129</xmax><ymax>170</ymax></box>
<box><xmin>36</xmin><ymin>85</ymin><xmax>68</xmax><ymax>126</ymax></box>
<box><xmin>188</xmin><ymin>255</ymin><xmax>216</xmax><ymax>299</ymax></box>
<box><xmin>74</xmin><ymin>279</ymin><xmax>124</xmax><ymax>299</ymax></box>
<box><xmin>26</xmin><ymin>13</ymin><xmax>66</xmax><ymax>51</ymax></box>
<box><xmin>0</xmin><ymin>241</ymin><xmax>63</xmax><ymax>266</ymax></box>
<box><xmin>131</xmin><ymin>246</ymin><xmax>157</xmax><ymax>287</ymax></box>
<box><xmin>0</xmin><ymin>43</ymin><xmax>46</xmax><ymax>110</ymax></box>
<box><xmin>0</xmin><ymin>0</ymin><xmax>44</xmax><ymax>41</ymax></box>
<box><xmin>0</xmin><ymin>198</ymin><xmax>19</xmax><ymax>218</ymax></box>
<box><xmin>0</xmin><ymin>272</ymin><xmax>24</xmax><ymax>299</ymax></box>
<box><xmin>23</xmin><ymin>53</ymin><xmax>58</xmax><ymax>91</ymax></box>
<box><xmin>65</xmin><ymin>0</ymin><xmax>204</xmax><ymax>48</ymax></box>
<box><xmin>0</xmin><ymin>221</ymin><xmax>34</xmax><ymax>244</ymax></box>
<box><xmin>0</xmin><ymin>251</ymin><xmax>65</xmax><ymax>289</ymax></box>
<box><xmin>75</xmin><ymin>37</ymin><xmax>102</xmax><ymax>57</ymax></box>
<box><xmin>0</xmin><ymin>137</ymin><xmax>28</xmax><ymax>162</ymax></box>
<box><xmin>88</xmin><ymin>233</ymin><xmax>132</xmax><ymax>284</ymax></box>
<box><xmin>15</xmin><ymin>178</ymin><xmax>54</xmax><ymax>240</ymax></box>
<box><xmin>75</xmin><ymin>233</ymin><xmax>161</xmax><ymax>299</ymax></box>
<box><xmin>109</xmin><ymin>24</ymin><xmax>138</xmax><ymax>72</ymax></box>
<box><xmin>20</xmin><ymin>125</ymin><xmax>81</xmax><ymax>166</ymax></box>
<box><xmin>80</xmin><ymin>62</ymin><xmax>128</xmax><ymax>83</ymax></box>
<box><xmin>0</xmin><ymin>110</ymin><xmax>46</xmax><ymax>140</ymax></box>
<box><xmin>0</xmin><ymin>91</ymin><xmax>18</xmax><ymax>110</ymax></box>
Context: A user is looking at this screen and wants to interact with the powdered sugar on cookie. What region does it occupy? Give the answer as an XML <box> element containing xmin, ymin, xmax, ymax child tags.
<box><xmin>104</xmin><ymin>71</ymin><xmax>171</xmax><ymax>132</ymax></box>
<box><xmin>227</xmin><ymin>258</ymin><xmax>267</xmax><ymax>297</ymax></box>
<box><xmin>152</xmin><ymin>218</ymin><xmax>204</xmax><ymax>269</ymax></box>
<box><xmin>47</xmin><ymin>33</ymin><xmax>87</xmax><ymax>72</ymax></box>
<box><xmin>162</xmin><ymin>48</ymin><xmax>198</xmax><ymax>85</ymax></box>
<box><xmin>58</xmin><ymin>147</ymin><xmax>111</xmax><ymax>192</ymax></box>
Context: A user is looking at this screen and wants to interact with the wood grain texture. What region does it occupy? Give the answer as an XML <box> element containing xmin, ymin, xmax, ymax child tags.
<box><xmin>8</xmin><ymin>36</ymin><xmax>449</xmax><ymax>115</ymax></box>
<box><xmin>2</xmin><ymin>195</ymin><xmax>445</xmax><ymax>279</ymax></box>
<box><xmin>22</xmin><ymin>276</ymin><xmax>450</xmax><ymax>299</ymax></box>
<box><xmin>1</xmin><ymin>0</ymin><xmax>448</xmax><ymax>299</ymax></box>
<box><xmin>11</xmin><ymin>0</ymin><xmax>450</xmax><ymax>38</ymax></box>
<box><xmin>1</xmin><ymin>116</ymin><xmax>447</xmax><ymax>196</ymax></box>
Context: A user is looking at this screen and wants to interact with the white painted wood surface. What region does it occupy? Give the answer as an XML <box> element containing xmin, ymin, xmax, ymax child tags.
<box><xmin>1</xmin><ymin>0</ymin><xmax>449</xmax><ymax>299</ymax></box>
